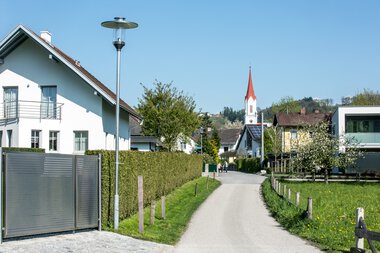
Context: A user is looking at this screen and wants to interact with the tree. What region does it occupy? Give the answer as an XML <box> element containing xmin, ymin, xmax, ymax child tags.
<box><xmin>292</xmin><ymin>121</ymin><xmax>362</xmax><ymax>183</ymax></box>
<box><xmin>351</xmin><ymin>89</ymin><xmax>380</xmax><ymax>106</ymax></box>
<box><xmin>271</xmin><ymin>96</ymin><xmax>302</xmax><ymax>114</ymax></box>
<box><xmin>197</xmin><ymin>114</ymin><xmax>220</xmax><ymax>163</ymax></box>
<box><xmin>221</xmin><ymin>107</ymin><xmax>244</xmax><ymax>123</ymax></box>
<box><xmin>137</xmin><ymin>81</ymin><xmax>200</xmax><ymax>151</ymax></box>
<box><xmin>264</xmin><ymin>126</ymin><xmax>282</xmax><ymax>169</ymax></box>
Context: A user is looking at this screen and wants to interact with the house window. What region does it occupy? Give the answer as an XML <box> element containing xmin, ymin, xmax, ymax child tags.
<box><xmin>224</xmin><ymin>147</ymin><xmax>229</xmax><ymax>152</ymax></box>
<box><xmin>290</xmin><ymin>129</ymin><xmax>298</xmax><ymax>139</ymax></box>
<box><xmin>41</xmin><ymin>86</ymin><xmax>57</xmax><ymax>119</ymax></box>
<box><xmin>4</xmin><ymin>87</ymin><xmax>18</xmax><ymax>119</ymax></box>
<box><xmin>7</xmin><ymin>130</ymin><xmax>12</xmax><ymax>147</ymax></box>
<box><xmin>181</xmin><ymin>142</ymin><xmax>186</xmax><ymax>151</ymax></box>
<box><xmin>49</xmin><ymin>131</ymin><xmax>59</xmax><ymax>151</ymax></box>
<box><xmin>31</xmin><ymin>130</ymin><xmax>41</xmax><ymax>148</ymax></box>
<box><xmin>74</xmin><ymin>131</ymin><xmax>88</xmax><ymax>152</ymax></box>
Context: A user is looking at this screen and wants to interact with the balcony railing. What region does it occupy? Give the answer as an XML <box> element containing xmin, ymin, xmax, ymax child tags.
<box><xmin>346</xmin><ymin>132</ymin><xmax>380</xmax><ymax>145</ymax></box>
<box><xmin>0</xmin><ymin>100</ymin><xmax>63</xmax><ymax>123</ymax></box>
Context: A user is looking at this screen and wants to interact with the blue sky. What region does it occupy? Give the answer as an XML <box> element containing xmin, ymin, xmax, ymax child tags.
<box><xmin>1</xmin><ymin>1</ymin><xmax>379</xmax><ymax>113</ymax></box>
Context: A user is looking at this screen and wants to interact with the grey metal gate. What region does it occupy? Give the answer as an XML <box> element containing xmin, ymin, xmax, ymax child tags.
<box><xmin>2</xmin><ymin>152</ymin><xmax>100</xmax><ymax>239</ymax></box>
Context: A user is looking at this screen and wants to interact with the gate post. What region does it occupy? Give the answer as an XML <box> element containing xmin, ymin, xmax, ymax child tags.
<box><xmin>98</xmin><ymin>154</ymin><xmax>102</xmax><ymax>231</ymax></box>
<box><xmin>0</xmin><ymin>147</ymin><xmax>2</xmax><ymax>244</ymax></box>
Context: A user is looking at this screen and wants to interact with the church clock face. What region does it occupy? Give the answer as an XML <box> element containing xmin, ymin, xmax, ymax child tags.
<box><xmin>250</xmin><ymin>120</ymin><xmax>253</xmax><ymax>123</ymax></box>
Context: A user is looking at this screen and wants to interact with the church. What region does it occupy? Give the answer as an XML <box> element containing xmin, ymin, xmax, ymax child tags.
<box><xmin>235</xmin><ymin>67</ymin><xmax>267</xmax><ymax>158</ymax></box>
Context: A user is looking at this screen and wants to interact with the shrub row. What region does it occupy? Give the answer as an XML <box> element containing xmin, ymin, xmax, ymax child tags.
<box><xmin>86</xmin><ymin>150</ymin><xmax>202</xmax><ymax>228</ymax></box>
<box><xmin>2</xmin><ymin>147</ymin><xmax>45</xmax><ymax>153</ymax></box>
<box><xmin>235</xmin><ymin>157</ymin><xmax>261</xmax><ymax>173</ymax></box>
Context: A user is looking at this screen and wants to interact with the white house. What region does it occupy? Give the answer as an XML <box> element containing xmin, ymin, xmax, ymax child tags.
<box><xmin>332</xmin><ymin>106</ymin><xmax>380</xmax><ymax>173</ymax></box>
<box><xmin>0</xmin><ymin>25</ymin><xmax>141</xmax><ymax>154</ymax></box>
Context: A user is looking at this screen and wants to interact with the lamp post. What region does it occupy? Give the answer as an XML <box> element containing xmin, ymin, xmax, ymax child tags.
<box><xmin>101</xmin><ymin>17</ymin><xmax>138</xmax><ymax>230</ymax></box>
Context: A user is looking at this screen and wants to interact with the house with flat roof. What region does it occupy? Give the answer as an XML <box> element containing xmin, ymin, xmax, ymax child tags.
<box><xmin>332</xmin><ymin>106</ymin><xmax>380</xmax><ymax>174</ymax></box>
<box><xmin>0</xmin><ymin>25</ymin><xmax>141</xmax><ymax>154</ymax></box>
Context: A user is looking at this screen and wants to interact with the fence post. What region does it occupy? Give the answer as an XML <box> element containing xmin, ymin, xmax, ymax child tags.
<box><xmin>138</xmin><ymin>176</ymin><xmax>144</xmax><ymax>233</ymax></box>
<box><xmin>150</xmin><ymin>200</ymin><xmax>156</xmax><ymax>225</ymax></box>
<box><xmin>307</xmin><ymin>197</ymin><xmax>313</xmax><ymax>219</ymax></box>
<box><xmin>278</xmin><ymin>182</ymin><xmax>281</xmax><ymax>195</ymax></box>
<box><xmin>206</xmin><ymin>175</ymin><xmax>209</xmax><ymax>190</ymax></box>
<box><xmin>195</xmin><ymin>183</ymin><xmax>198</xmax><ymax>196</ymax></box>
<box><xmin>355</xmin><ymin>207</ymin><xmax>365</xmax><ymax>250</ymax></box>
<box><xmin>296</xmin><ymin>192</ymin><xmax>300</xmax><ymax>207</ymax></box>
<box><xmin>161</xmin><ymin>196</ymin><xmax>166</xmax><ymax>220</ymax></box>
<box><xmin>288</xmin><ymin>188</ymin><xmax>291</xmax><ymax>202</ymax></box>
<box><xmin>284</xmin><ymin>185</ymin><xmax>287</xmax><ymax>197</ymax></box>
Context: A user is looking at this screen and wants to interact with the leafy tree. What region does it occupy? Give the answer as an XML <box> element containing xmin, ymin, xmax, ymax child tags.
<box><xmin>271</xmin><ymin>96</ymin><xmax>302</xmax><ymax>114</ymax></box>
<box><xmin>197</xmin><ymin>114</ymin><xmax>221</xmax><ymax>163</ymax></box>
<box><xmin>292</xmin><ymin>121</ymin><xmax>362</xmax><ymax>183</ymax></box>
<box><xmin>264</xmin><ymin>126</ymin><xmax>282</xmax><ymax>169</ymax></box>
<box><xmin>351</xmin><ymin>89</ymin><xmax>380</xmax><ymax>106</ymax></box>
<box><xmin>137</xmin><ymin>81</ymin><xmax>200</xmax><ymax>151</ymax></box>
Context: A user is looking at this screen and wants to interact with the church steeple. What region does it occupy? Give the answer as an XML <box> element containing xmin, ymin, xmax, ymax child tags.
<box><xmin>245</xmin><ymin>66</ymin><xmax>256</xmax><ymax>101</ymax></box>
<box><xmin>244</xmin><ymin>66</ymin><xmax>257</xmax><ymax>124</ymax></box>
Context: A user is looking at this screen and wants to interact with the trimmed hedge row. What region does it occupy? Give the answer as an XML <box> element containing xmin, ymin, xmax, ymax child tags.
<box><xmin>2</xmin><ymin>147</ymin><xmax>45</xmax><ymax>153</ymax></box>
<box><xmin>235</xmin><ymin>157</ymin><xmax>261</xmax><ymax>173</ymax></box>
<box><xmin>86</xmin><ymin>150</ymin><xmax>202</xmax><ymax>228</ymax></box>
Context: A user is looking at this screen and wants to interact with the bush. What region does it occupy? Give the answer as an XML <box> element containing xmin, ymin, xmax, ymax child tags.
<box><xmin>235</xmin><ymin>157</ymin><xmax>261</xmax><ymax>173</ymax></box>
<box><xmin>86</xmin><ymin>150</ymin><xmax>202</xmax><ymax>228</ymax></box>
<box><xmin>2</xmin><ymin>147</ymin><xmax>45</xmax><ymax>153</ymax></box>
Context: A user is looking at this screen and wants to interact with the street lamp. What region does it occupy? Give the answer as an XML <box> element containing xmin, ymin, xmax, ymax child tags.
<box><xmin>101</xmin><ymin>17</ymin><xmax>138</xmax><ymax>230</ymax></box>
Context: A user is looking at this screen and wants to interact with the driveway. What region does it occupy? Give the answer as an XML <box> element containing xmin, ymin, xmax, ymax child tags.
<box><xmin>174</xmin><ymin>171</ymin><xmax>322</xmax><ymax>253</ymax></box>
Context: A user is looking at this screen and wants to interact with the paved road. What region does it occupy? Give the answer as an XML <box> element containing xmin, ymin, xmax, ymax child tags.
<box><xmin>0</xmin><ymin>230</ymin><xmax>173</xmax><ymax>253</ymax></box>
<box><xmin>174</xmin><ymin>171</ymin><xmax>322</xmax><ymax>253</ymax></box>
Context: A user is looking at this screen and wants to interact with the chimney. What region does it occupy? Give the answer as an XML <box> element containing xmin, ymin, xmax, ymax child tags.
<box><xmin>40</xmin><ymin>31</ymin><xmax>52</xmax><ymax>44</ymax></box>
<box><xmin>300</xmin><ymin>107</ymin><xmax>306</xmax><ymax>115</ymax></box>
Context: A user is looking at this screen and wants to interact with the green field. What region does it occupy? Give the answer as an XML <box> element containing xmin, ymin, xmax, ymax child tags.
<box><xmin>117</xmin><ymin>176</ymin><xmax>221</xmax><ymax>245</ymax></box>
<box><xmin>262</xmin><ymin>179</ymin><xmax>380</xmax><ymax>252</ymax></box>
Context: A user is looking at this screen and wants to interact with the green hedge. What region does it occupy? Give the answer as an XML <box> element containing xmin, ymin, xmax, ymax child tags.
<box><xmin>235</xmin><ymin>157</ymin><xmax>261</xmax><ymax>173</ymax></box>
<box><xmin>86</xmin><ymin>150</ymin><xmax>202</xmax><ymax>228</ymax></box>
<box><xmin>2</xmin><ymin>147</ymin><xmax>45</xmax><ymax>153</ymax></box>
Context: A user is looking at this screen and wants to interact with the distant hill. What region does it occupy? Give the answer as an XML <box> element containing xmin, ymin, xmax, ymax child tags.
<box><xmin>259</xmin><ymin>97</ymin><xmax>338</xmax><ymax>122</ymax></box>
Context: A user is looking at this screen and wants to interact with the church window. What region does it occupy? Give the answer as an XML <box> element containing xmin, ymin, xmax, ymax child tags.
<box><xmin>249</xmin><ymin>105</ymin><xmax>253</xmax><ymax>113</ymax></box>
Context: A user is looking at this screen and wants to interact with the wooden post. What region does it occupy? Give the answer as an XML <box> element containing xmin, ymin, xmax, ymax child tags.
<box><xmin>161</xmin><ymin>196</ymin><xmax>166</xmax><ymax>220</ymax></box>
<box><xmin>195</xmin><ymin>183</ymin><xmax>198</xmax><ymax>196</ymax></box>
<box><xmin>138</xmin><ymin>176</ymin><xmax>144</xmax><ymax>233</ymax></box>
<box><xmin>150</xmin><ymin>200</ymin><xmax>156</xmax><ymax>225</ymax></box>
<box><xmin>296</xmin><ymin>192</ymin><xmax>300</xmax><ymax>207</ymax></box>
<box><xmin>355</xmin><ymin>207</ymin><xmax>364</xmax><ymax>250</ymax></box>
<box><xmin>288</xmin><ymin>188</ymin><xmax>291</xmax><ymax>202</ymax></box>
<box><xmin>307</xmin><ymin>197</ymin><xmax>313</xmax><ymax>219</ymax></box>
<box><xmin>206</xmin><ymin>175</ymin><xmax>209</xmax><ymax>190</ymax></box>
<box><xmin>213</xmin><ymin>172</ymin><xmax>216</xmax><ymax>180</ymax></box>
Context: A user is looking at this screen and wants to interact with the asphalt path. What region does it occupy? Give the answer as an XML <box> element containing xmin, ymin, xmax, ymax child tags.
<box><xmin>174</xmin><ymin>171</ymin><xmax>322</xmax><ymax>253</ymax></box>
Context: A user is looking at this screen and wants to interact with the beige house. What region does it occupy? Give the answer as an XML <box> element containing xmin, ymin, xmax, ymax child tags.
<box><xmin>273</xmin><ymin>109</ymin><xmax>331</xmax><ymax>153</ymax></box>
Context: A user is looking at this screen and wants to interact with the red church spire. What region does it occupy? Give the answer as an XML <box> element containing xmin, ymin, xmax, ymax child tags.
<box><xmin>245</xmin><ymin>66</ymin><xmax>256</xmax><ymax>100</ymax></box>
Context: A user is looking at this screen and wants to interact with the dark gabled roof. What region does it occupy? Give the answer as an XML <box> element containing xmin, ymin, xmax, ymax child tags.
<box><xmin>218</xmin><ymin>128</ymin><xmax>241</xmax><ymax>145</ymax></box>
<box><xmin>273</xmin><ymin>112</ymin><xmax>330</xmax><ymax>127</ymax></box>
<box><xmin>0</xmin><ymin>25</ymin><xmax>141</xmax><ymax>120</ymax></box>
<box><xmin>246</xmin><ymin>124</ymin><xmax>265</xmax><ymax>139</ymax></box>
<box><xmin>235</xmin><ymin>123</ymin><xmax>267</xmax><ymax>149</ymax></box>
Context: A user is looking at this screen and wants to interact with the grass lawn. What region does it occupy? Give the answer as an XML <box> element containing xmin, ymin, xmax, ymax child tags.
<box><xmin>117</xmin><ymin>176</ymin><xmax>221</xmax><ymax>245</ymax></box>
<box><xmin>262</xmin><ymin>178</ymin><xmax>380</xmax><ymax>252</ymax></box>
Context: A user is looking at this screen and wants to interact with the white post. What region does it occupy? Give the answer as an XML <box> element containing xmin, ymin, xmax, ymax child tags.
<box><xmin>161</xmin><ymin>196</ymin><xmax>166</xmax><ymax>220</ymax></box>
<box><xmin>288</xmin><ymin>188</ymin><xmax>291</xmax><ymax>202</ymax></box>
<box><xmin>296</xmin><ymin>192</ymin><xmax>300</xmax><ymax>207</ymax></box>
<box><xmin>307</xmin><ymin>197</ymin><xmax>313</xmax><ymax>219</ymax></box>
<box><xmin>355</xmin><ymin>207</ymin><xmax>364</xmax><ymax>250</ymax></box>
